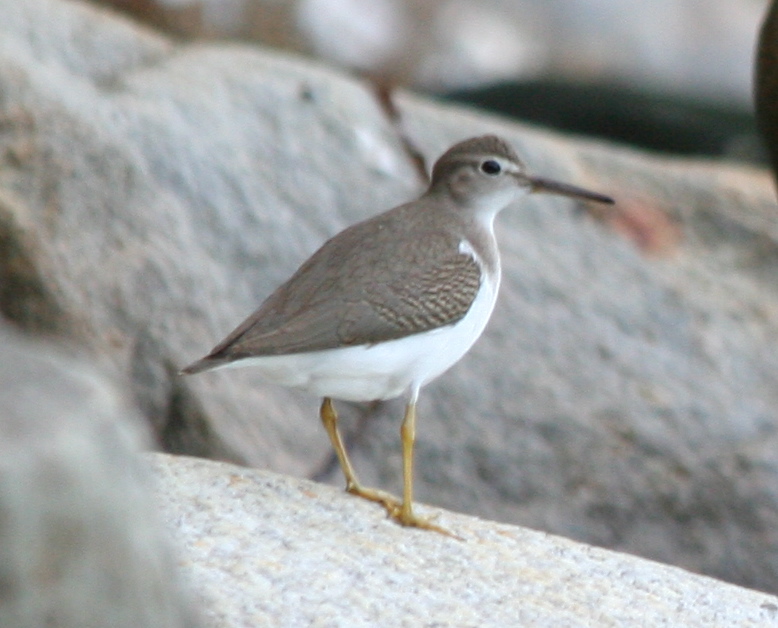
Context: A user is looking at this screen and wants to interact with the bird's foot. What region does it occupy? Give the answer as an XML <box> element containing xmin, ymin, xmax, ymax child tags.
<box><xmin>345</xmin><ymin>482</ymin><xmax>402</xmax><ymax>513</ymax></box>
<box><xmin>346</xmin><ymin>483</ymin><xmax>460</xmax><ymax>539</ymax></box>
<box><xmin>392</xmin><ymin>507</ymin><xmax>461</xmax><ymax>539</ymax></box>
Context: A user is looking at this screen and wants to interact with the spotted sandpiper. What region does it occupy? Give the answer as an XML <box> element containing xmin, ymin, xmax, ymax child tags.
<box><xmin>182</xmin><ymin>135</ymin><xmax>613</xmax><ymax>535</ymax></box>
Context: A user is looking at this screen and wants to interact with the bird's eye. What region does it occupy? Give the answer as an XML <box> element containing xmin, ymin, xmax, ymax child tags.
<box><xmin>480</xmin><ymin>159</ymin><xmax>502</xmax><ymax>175</ymax></box>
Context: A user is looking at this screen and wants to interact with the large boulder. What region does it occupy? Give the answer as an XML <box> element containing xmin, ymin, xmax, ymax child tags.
<box><xmin>1</xmin><ymin>0</ymin><xmax>777</xmax><ymax>592</ymax></box>
<box><xmin>150</xmin><ymin>452</ymin><xmax>778</xmax><ymax>627</ymax></box>
<box><xmin>0</xmin><ymin>323</ymin><xmax>197</xmax><ymax>628</ymax></box>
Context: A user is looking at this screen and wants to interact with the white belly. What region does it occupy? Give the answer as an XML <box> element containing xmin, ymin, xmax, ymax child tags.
<box><xmin>218</xmin><ymin>269</ymin><xmax>500</xmax><ymax>402</ymax></box>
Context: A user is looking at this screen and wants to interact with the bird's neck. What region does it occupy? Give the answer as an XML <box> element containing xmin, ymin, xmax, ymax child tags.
<box><xmin>420</xmin><ymin>188</ymin><xmax>502</xmax><ymax>278</ymax></box>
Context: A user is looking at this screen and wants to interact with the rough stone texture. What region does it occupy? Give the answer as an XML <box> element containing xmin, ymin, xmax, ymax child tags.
<box><xmin>0</xmin><ymin>323</ymin><xmax>199</xmax><ymax>628</ymax></box>
<box><xmin>1</xmin><ymin>0</ymin><xmax>778</xmax><ymax>594</ymax></box>
<box><xmin>150</xmin><ymin>452</ymin><xmax>778</xmax><ymax>627</ymax></box>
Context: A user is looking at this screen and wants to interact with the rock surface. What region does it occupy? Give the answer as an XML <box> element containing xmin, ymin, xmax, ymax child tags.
<box><xmin>1</xmin><ymin>0</ymin><xmax>778</xmax><ymax>593</ymax></box>
<box><xmin>96</xmin><ymin>0</ymin><xmax>764</xmax><ymax>104</ymax></box>
<box><xmin>0</xmin><ymin>323</ymin><xmax>198</xmax><ymax>628</ymax></box>
<box><xmin>150</xmin><ymin>452</ymin><xmax>778</xmax><ymax>627</ymax></box>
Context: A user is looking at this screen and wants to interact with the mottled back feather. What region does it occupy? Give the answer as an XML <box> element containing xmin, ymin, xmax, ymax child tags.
<box><xmin>185</xmin><ymin>198</ymin><xmax>486</xmax><ymax>370</ymax></box>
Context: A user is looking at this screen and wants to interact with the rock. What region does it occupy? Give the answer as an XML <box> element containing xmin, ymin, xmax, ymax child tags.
<box><xmin>1</xmin><ymin>0</ymin><xmax>778</xmax><ymax>594</ymax></box>
<box><xmin>149</xmin><ymin>452</ymin><xmax>778</xmax><ymax>627</ymax></box>
<box><xmin>0</xmin><ymin>0</ymin><xmax>422</xmax><ymax>466</ymax></box>
<box><xmin>0</xmin><ymin>322</ymin><xmax>198</xmax><ymax>628</ymax></box>
<box><xmin>95</xmin><ymin>0</ymin><xmax>762</xmax><ymax>103</ymax></box>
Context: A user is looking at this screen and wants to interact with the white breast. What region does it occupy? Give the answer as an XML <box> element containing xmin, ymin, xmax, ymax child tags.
<box><xmin>218</xmin><ymin>238</ymin><xmax>501</xmax><ymax>403</ymax></box>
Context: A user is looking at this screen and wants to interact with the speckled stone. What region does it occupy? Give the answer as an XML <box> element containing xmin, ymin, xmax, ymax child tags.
<box><xmin>149</xmin><ymin>453</ymin><xmax>778</xmax><ymax>627</ymax></box>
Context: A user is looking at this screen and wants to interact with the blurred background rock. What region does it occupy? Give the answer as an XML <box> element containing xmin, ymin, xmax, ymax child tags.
<box><xmin>97</xmin><ymin>0</ymin><xmax>768</xmax><ymax>163</ymax></box>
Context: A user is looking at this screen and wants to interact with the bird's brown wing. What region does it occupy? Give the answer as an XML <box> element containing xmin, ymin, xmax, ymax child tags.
<box><xmin>183</xmin><ymin>206</ymin><xmax>482</xmax><ymax>372</ymax></box>
<box><xmin>339</xmin><ymin>252</ymin><xmax>481</xmax><ymax>344</ymax></box>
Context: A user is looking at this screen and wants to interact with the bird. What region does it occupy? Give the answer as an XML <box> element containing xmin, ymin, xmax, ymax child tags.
<box><xmin>182</xmin><ymin>134</ymin><xmax>614</xmax><ymax>535</ymax></box>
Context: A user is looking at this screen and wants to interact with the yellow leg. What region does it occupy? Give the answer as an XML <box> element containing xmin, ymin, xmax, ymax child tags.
<box><xmin>320</xmin><ymin>397</ymin><xmax>457</xmax><ymax>538</ymax></box>
<box><xmin>399</xmin><ymin>400</ymin><xmax>417</xmax><ymax>523</ymax></box>
<box><xmin>396</xmin><ymin>401</ymin><xmax>456</xmax><ymax>537</ymax></box>
<box><xmin>319</xmin><ymin>398</ymin><xmax>400</xmax><ymax>512</ymax></box>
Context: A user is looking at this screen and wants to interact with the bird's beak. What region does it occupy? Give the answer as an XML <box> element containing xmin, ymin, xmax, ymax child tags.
<box><xmin>527</xmin><ymin>175</ymin><xmax>614</xmax><ymax>205</ymax></box>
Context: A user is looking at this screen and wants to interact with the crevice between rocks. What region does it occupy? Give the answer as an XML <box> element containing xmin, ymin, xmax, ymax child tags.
<box><xmin>0</xmin><ymin>189</ymin><xmax>68</xmax><ymax>335</ymax></box>
<box><xmin>163</xmin><ymin>360</ymin><xmax>244</xmax><ymax>464</ymax></box>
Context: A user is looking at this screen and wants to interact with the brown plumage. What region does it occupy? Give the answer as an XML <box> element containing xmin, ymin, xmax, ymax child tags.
<box><xmin>182</xmin><ymin>198</ymin><xmax>484</xmax><ymax>374</ymax></box>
